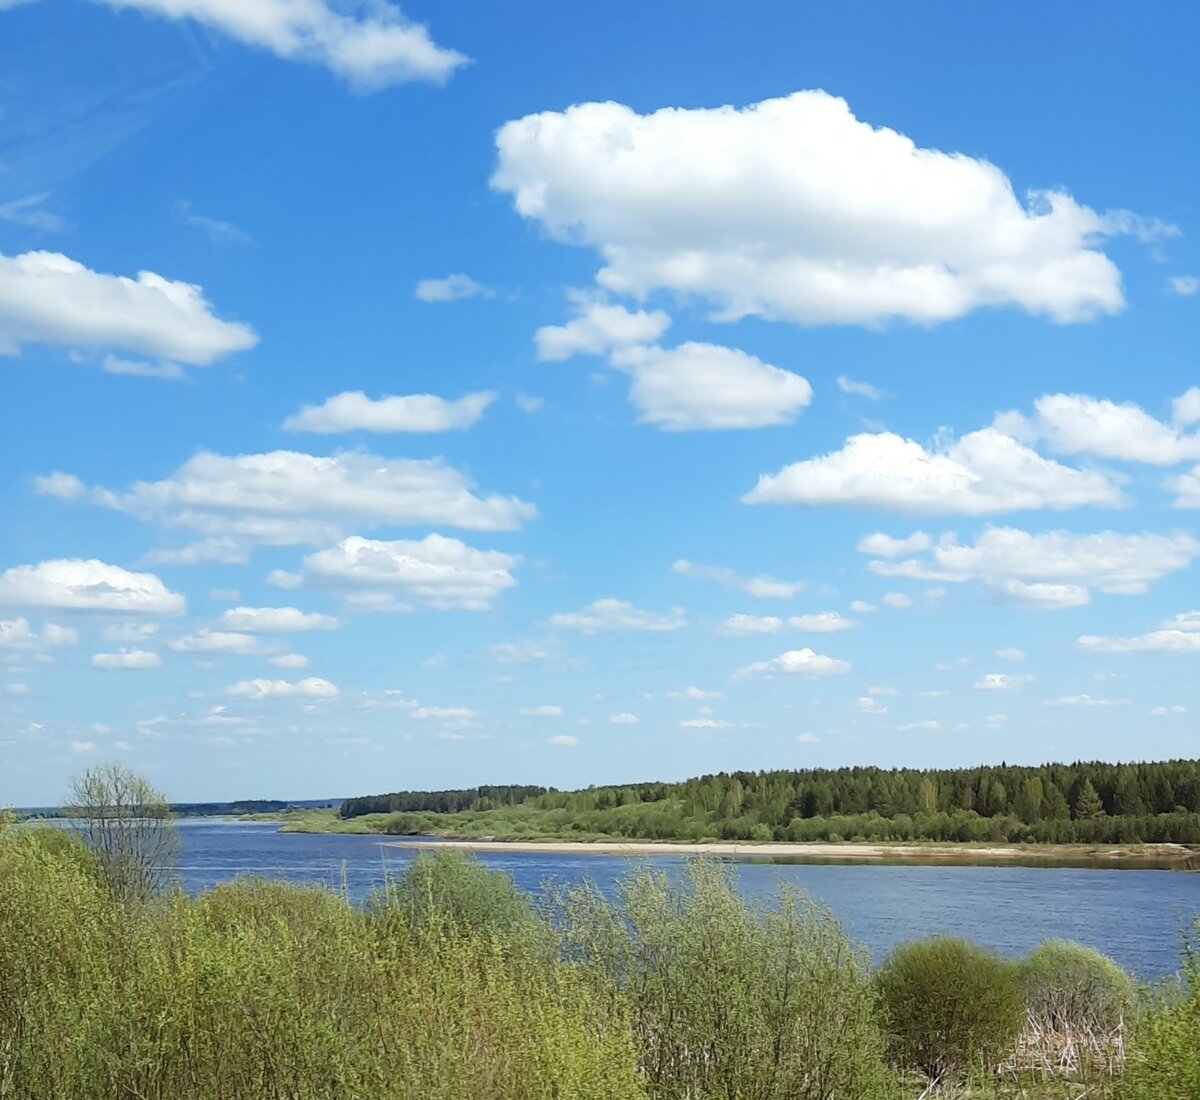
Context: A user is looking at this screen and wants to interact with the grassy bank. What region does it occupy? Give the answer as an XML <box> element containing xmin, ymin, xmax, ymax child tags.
<box><xmin>4</xmin><ymin>811</ymin><xmax>1200</xmax><ymax>1098</ymax></box>
<box><xmin>268</xmin><ymin>806</ymin><xmax>1200</xmax><ymax>868</ymax></box>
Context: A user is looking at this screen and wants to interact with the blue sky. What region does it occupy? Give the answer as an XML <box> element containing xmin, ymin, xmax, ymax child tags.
<box><xmin>2</xmin><ymin>1</ymin><xmax>1198</xmax><ymax>804</ymax></box>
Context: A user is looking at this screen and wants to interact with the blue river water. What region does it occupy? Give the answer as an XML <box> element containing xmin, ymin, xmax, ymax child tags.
<box><xmin>175</xmin><ymin>820</ymin><xmax>1198</xmax><ymax>978</ymax></box>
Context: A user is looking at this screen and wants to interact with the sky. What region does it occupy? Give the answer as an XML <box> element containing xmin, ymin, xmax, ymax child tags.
<box><xmin>1</xmin><ymin>1</ymin><xmax>1199</xmax><ymax>804</ymax></box>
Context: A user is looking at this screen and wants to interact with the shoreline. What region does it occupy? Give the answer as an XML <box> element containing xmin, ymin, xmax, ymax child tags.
<box><xmin>381</xmin><ymin>837</ymin><xmax>1200</xmax><ymax>868</ymax></box>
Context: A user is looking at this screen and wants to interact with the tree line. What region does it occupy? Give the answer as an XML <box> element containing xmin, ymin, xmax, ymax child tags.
<box><xmin>341</xmin><ymin>759</ymin><xmax>1200</xmax><ymax>845</ymax></box>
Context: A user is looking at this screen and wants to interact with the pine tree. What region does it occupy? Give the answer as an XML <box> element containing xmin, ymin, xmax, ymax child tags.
<box><xmin>1075</xmin><ymin>778</ymin><xmax>1105</xmax><ymax>820</ymax></box>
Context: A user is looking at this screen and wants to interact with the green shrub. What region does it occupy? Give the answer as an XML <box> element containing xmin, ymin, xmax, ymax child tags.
<box><xmin>1119</xmin><ymin>918</ymin><xmax>1200</xmax><ymax>1100</ymax></box>
<box><xmin>550</xmin><ymin>858</ymin><xmax>896</xmax><ymax>1100</ymax></box>
<box><xmin>1022</xmin><ymin>940</ymin><xmax>1135</xmax><ymax>1034</ymax></box>
<box><xmin>876</xmin><ymin>935</ymin><xmax>1025</xmax><ymax>1080</ymax></box>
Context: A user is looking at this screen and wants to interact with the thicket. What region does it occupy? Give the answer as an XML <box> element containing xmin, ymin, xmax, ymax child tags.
<box><xmin>341</xmin><ymin>759</ymin><xmax>1200</xmax><ymax>845</ymax></box>
<box><xmin>2</xmin><ymin>796</ymin><xmax>1197</xmax><ymax>1099</ymax></box>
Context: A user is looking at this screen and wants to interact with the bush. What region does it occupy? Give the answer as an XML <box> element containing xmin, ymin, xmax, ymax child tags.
<box><xmin>1022</xmin><ymin>940</ymin><xmax>1135</xmax><ymax>1034</ymax></box>
<box><xmin>550</xmin><ymin>858</ymin><xmax>896</xmax><ymax>1100</ymax></box>
<box><xmin>876</xmin><ymin>935</ymin><xmax>1025</xmax><ymax>1080</ymax></box>
<box><xmin>1119</xmin><ymin>918</ymin><xmax>1200</xmax><ymax>1100</ymax></box>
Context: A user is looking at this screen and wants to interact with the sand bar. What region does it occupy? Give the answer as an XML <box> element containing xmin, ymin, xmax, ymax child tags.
<box><xmin>382</xmin><ymin>838</ymin><xmax>1199</xmax><ymax>866</ymax></box>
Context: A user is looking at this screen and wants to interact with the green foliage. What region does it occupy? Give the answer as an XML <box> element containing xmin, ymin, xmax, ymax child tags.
<box><xmin>0</xmin><ymin>828</ymin><xmax>643</xmax><ymax>1099</ymax></box>
<box><xmin>876</xmin><ymin>936</ymin><xmax>1026</xmax><ymax>1080</ymax></box>
<box><xmin>1022</xmin><ymin>941</ymin><xmax>1135</xmax><ymax>1034</ymax></box>
<box><xmin>340</xmin><ymin>759</ymin><xmax>1200</xmax><ymax>846</ymax></box>
<box><xmin>1118</xmin><ymin>918</ymin><xmax>1200</xmax><ymax>1100</ymax></box>
<box><xmin>551</xmin><ymin>859</ymin><xmax>896</xmax><ymax>1100</ymax></box>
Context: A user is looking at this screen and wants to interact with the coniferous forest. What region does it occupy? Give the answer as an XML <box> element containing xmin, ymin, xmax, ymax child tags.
<box><xmin>339</xmin><ymin>759</ymin><xmax>1200</xmax><ymax>845</ymax></box>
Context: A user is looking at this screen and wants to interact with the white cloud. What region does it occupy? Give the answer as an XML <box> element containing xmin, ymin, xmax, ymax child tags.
<box><xmin>221</xmin><ymin>606</ymin><xmax>339</xmax><ymax>633</ymax></box>
<box><xmin>548</xmin><ymin>733</ymin><xmax>579</xmax><ymax>747</ymax></box>
<box><xmin>493</xmin><ymin>91</ymin><xmax>1134</xmax><ymax>329</ymax></box>
<box><xmin>1169</xmin><ymin>466</ymin><xmax>1200</xmax><ymax>509</ymax></box>
<box><xmin>92</xmin><ymin>648</ymin><xmax>162</xmax><ymax>670</ymax></box>
<box><xmin>1169</xmin><ymin>276</ymin><xmax>1199</xmax><ymax>297</ymax></box>
<box><xmin>672</xmin><ymin>559</ymin><xmax>805</xmax><ymax>599</ymax></box>
<box><xmin>797</xmin><ymin>733</ymin><xmax>819</xmax><ymax>744</ymax></box>
<box><xmin>1079</xmin><ymin>611</ymin><xmax>1200</xmax><ymax>654</ymax></box>
<box><xmin>295</xmin><ymin>534</ymin><xmax>519</xmax><ymax>611</ymax></box>
<box><xmin>81</xmin><ymin>450</ymin><xmax>535</xmax><ymax>553</ymax></box>
<box><xmin>857</xmin><ymin>531</ymin><xmax>932</xmax><ymax>558</ymax></box>
<box><xmin>995</xmin><ymin>647</ymin><xmax>1026</xmax><ymax>662</ymax></box>
<box><xmin>849</xmin><ymin>599</ymin><xmax>876</xmax><ymax>614</ymax></box>
<box><xmin>33</xmin><ymin>472</ymin><xmax>86</xmax><ymax>500</ymax></box>
<box><xmin>1044</xmin><ymin>694</ymin><xmax>1128</xmax><ymax>707</ymax></box>
<box><xmin>897</xmin><ymin>720</ymin><xmax>942</xmax><ymax>733</ymax></box>
<box><xmin>882</xmin><ymin>592</ymin><xmax>913</xmax><ymax>610</ymax></box>
<box><xmin>1173</xmin><ymin>388</ymin><xmax>1200</xmax><ymax>427</ymax></box>
<box><xmin>515</xmin><ymin>393</ymin><xmax>544</xmax><ymax>414</ymax></box>
<box><xmin>95</xmin><ymin>0</ymin><xmax>466</xmax><ymax>90</ymax></box>
<box><xmin>609</xmin><ymin>341</ymin><xmax>812</xmax><ymax>430</ymax></box>
<box><xmin>415</xmin><ymin>273</ymin><xmax>491</xmax><ymax>302</ymax></box>
<box><xmin>227</xmin><ymin>677</ymin><xmax>339</xmax><ymax>700</ymax></box>
<box><xmin>856</xmin><ymin>696</ymin><xmax>887</xmax><ymax>715</ymax></box>
<box><xmin>837</xmin><ymin>376</ymin><xmax>884</xmax><ymax>400</ymax></box>
<box><xmin>0</xmin><ymin>617</ymin><xmax>78</xmax><ymax>651</ymax></box>
<box><xmin>5</xmin><ymin>682</ymin><xmax>28</xmax><ymax>695</ymax></box>
<box><xmin>535</xmin><ymin>297</ymin><xmax>670</xmax><ymax>361</ymax></box>
<box><xmin>411</xmin><ymin>705</ymin><xmax>476</xmax><ymax>721</ymax></box>
<box><xmin>520</xmin><ymin>704</ymin><xmax>564</xmax><ymax>717</ymax></box>
<box><xmin>0</xmin><ymin>250</ymin><xmax>256</xmax><ymax>365</ymax></box>
<box><xmin>1151</xmin><ymin>705</ymin><xmax>1187</xmax><ymax>716</ymax></box>
<box><xmin>142</xmin><ymin>537</ymin><xmax>248</xmax><ymax>566</ymax></box>
<box><xmin>489</xmin><ymin>639</ymin><xmax>560</xmax><ymax>665</ymax></box>
<box><xmin>720</xmin><ymin>611</ymin><xmax>856</xmax><ymax>636</ymax></box>
<box><xmin>609</xmin><ymin>712</ymin><xmax>639</xmax><ymax>725</ymax></box>
<box><xmin>102</xmin><ymin>622</ymin><xmax>159</xmax><ymax>643</ymax></box>
<box><xmin>998</xmin><ymin>392</ymin><xmax>1200</xmax><ymax>465</ymax></box>
<box><xmin>0</xmin><ymin>559</ymin><xmax>184</xmax><ymax>614</ymax></box>
<box><xmin>71</xmin><ymin>740</ymin><xmax>97</xmax><ymax>754</ymax></box>
<box><xmin>680</xmin><ymin>717</ymin><xmax>732</xmax><ymax>730</ymax></box>
<box><xmin>169</xmin><ymin>630</ymin><xmax>258</xmax><ymax>654</ymax></box>
<box><xmin>270</xmin><ymin>653</ymin><xmax>310</xmax><ymax>669</ymax></box>
<box><xmin>0</xmin><ymin>192</ymin><xmax>62</xmax><ymax>231</ymax></box>
<box><xmin>283</xmin><ymin>391</ymin><xmax>495</xmax><ymax>434</ymax></box>
<box><xmin>667</xmin><ymin>686</ymin><xmax>725</xmax><ymax>701</ymax></box>
<box><xmin>869</xmin><ymin>527</ymin><xmax>1199</xmax><ymax>608</ymax></box>
<box><xmin>973</xmin><ymin>673</ymin><xmax>1033</xmax><ymax>692</ymax></box>
<box><xmin>550</xmin><ymin>598</ymin><xmax>686</xmax><ymax>633</ymax></box>
<box><xmin>734</xmin><ymin>648</ymin><xmax>851</xmax><ymax>678</ymax></box>
<box><xmin>745</xmin><ymin>429</ymin><xmax>1121</xmax><ymax>515</ymax></box>
<box><xmin>101</xmin><ymin>354</ymin><xmax>186</xmax><ymax>380</ymax></box>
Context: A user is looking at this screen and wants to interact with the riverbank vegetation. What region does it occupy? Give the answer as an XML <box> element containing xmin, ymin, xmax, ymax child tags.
<box><xmin>4</xmin><ymin>775</ymin><xmax>1200</xmax><ymax>1100</ymax></box>
<box><xmin>331</xmin><ymin>760</ymin><xmax>1200</xmax><ymax>850</ymax></box>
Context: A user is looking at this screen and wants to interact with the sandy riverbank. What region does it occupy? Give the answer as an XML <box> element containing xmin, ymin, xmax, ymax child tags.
<box><xmin>382</xmin><ymin>838</ymin><xmax>1200</xmax><ymax>867</ymax></box>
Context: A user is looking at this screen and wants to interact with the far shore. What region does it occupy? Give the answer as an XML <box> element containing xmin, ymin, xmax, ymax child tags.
<box><xmin>381</xmin><ymin>837</ymin><xmax>1200</xmax><ymax>868</ymax></box>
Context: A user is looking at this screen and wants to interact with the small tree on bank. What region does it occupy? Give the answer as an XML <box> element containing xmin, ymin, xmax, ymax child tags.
<box><xmin>65</xmin><ymin>763</ymin><xmax>179</xmax><ymax>907</ymax></box>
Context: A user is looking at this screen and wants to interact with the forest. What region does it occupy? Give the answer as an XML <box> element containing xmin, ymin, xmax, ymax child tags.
<box><xmin>339</xmin><ymin>760</ymin><xmax>1200</xmax><ymax>844</ymax></box>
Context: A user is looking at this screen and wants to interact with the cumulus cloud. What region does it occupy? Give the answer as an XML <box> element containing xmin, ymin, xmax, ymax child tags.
<box><xmin>609</xmin><ymin>341</ymin><xmax>812</xmax><ymax>430</ymax></box>
<box><xmin>33</xmin><ymin>472</ymin><xmax>86</xmax><ymax>500</ymax></box>
<box><xmin>1174</xmin><ymin>388</ymin><xmax>1200</xmax><ymax>427</ymax></box>
<box><xmin>549</xmin><ymin>598</ymin><xmax>686</xmax><ymax>633</ymax></box>
<box><xmin>609</xmin><ymin>712</ymin><xmax>639</xmax><ymax>725</ymax></box>
<box><xmin>856</xmin><ymin>696</ymin><xmax>887</xmax><ymax>715</ymax></box>
<box><xmin>0</xmin><ymin>617</ymin><xmax>78</xmax><ymax>651</ymax></box>
<box><xmin>92</xmin><ymin>648</ymin><xmax>162</xmax><ymax>670</ymax></box>
<box><xmin>548</xmin><ymin>733</ymin><xmax>579</xmax><ymax>747</ymax></box>
<box><xmin>837</xmin><ymin>376</ymin><xmax>884</xmax><ymax>400</ymax></box>
<box><xmin>493</xmin><ymin>91</ymin><xmax>1136</xmax><ymax>329</ymax></box>
<box><xmin>997</xmin><ymin>392</ymin><xmax>1200</xmax><ymax>465</ymax></box>
<box><xmin>270</xmin><ymin>653</ymin><xmax>310</xmax><ymax>669</ymax></box>
<box><xmin>666</xmin><ymin>686</ymin><xmax>724</xmax><ymax>700</ymax></box>
<box><xmin>857</xmin><ymin>531</ymin><xmax>932</xmax><ymax>558</ymax></box>
<box><xmin>294</xmin><ymin>534</ymin><xmax>519</xmax><ymax>611</ymax></box>
<box><xmin>227</xmin><ymin>677</ymin><xmax>339</xmax><ymax>699</ymax></box>
<box><xmin>415</xmin><ymin>273</ymin><xmax>491</xmax><ymax>302</ymax></box>
<box><xmin>1079</xmin><ymin>610</ymin><xmax>1200</xmax><ymax>653</ymax></box>
<box><xmin>995</xmin><ymin>647</ymin><xmax>1026</xmax><ymax>662</ymax></box>
<box><xmin>0</xmin><ymin>250</ymin><xmax>256</xmax><ymax>365</ymax></box>
<box><xmin>680</xmin><ymin>717</ymin><xmax>732</xmax><ymax>730</ymax></box>
<box><xmin>868</xmin><ymin>527</ymin><xmax>1199</xmax><ymax>609</ymax></box>
<box><xmin>882</xmin><ymin>592</ymin><xmax>913</xmax><ymax>610</ymax></box>
<box><xmin>1169</xmin><ymin>276</ymin><xmax>1199</xmax><ymax>297</ymax></box>
<box><xmin>535</xmin><ymin>296</ymin><xmax>670</xmax><ymax>361</ymax></box>
<box><xmin>734</xmin><ymin>648</ymin><xmax>851</xmax><ymax>678</ymax></box>
<box><xmin>672</xmin><ymin>559</ymin><xmax>805</xmax><ymax>599</ymax></box>
<box><xmin>897</xmin><ymin>720</ymin><xmax>942</xmax><ymax>732</ymax></box>
<box><xmin>220</xmin><ymin>606</ymin><xmax>339</xmax><ymax>633</ymax></box>
<box><xmin>168</xmin><ymin>629</ymin><xmax>259</xmax><ymax>654</ymax></box>
<box><xmin>719</xmin><ymin>611</ymin><xmax>856</xmax><ymax>636</ymax></box>
<box><xmin>0</xmin><ymin>559</ymin><xmax>185</xmax><ymax>614</ymax></box>
<box><xmin>283</xmin><ymin>391</ymin><xmax>495</xmax><ymax>434</ymax></box>
<box><xmin>73</xmin><ymin>450</ymin><xmax>535</xmax><ymax>557</ymax></box>
<box><xmin>973</xmin><ymin>673</ymin><xmax>1034</xmax><ymax>691</ymax></box>
<box><xmin>745</xmin><ymin>429</ymin><xmax>1121</xmax><ymax>515</ymax></box>
<box><xmin>520</xmin><ymin>704</ymin><xmax>564</xmax><ymax>717</ymax></box>
<box><xmin>1151</xmin><ymin>705</ymin><xmax>1187</xmax><ymax>716</ymax></box>
<box><xmin>94</xmin><ymin>0</ymin><xmax>466</xmax><ymax>90</ymax></box>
